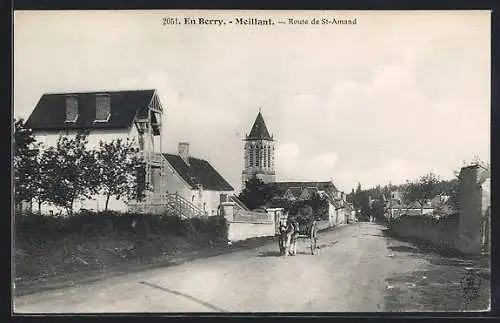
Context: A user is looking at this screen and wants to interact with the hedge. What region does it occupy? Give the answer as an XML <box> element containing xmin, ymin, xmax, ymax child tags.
<box><xmin>14</xmin><ymin>211</ymin><xmax>229</xmax><ymax>245</ymax></box>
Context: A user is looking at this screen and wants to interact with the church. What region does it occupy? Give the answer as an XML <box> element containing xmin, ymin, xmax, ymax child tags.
<box><xmin>241</xmin><ymin>111</ymin><xmax>353</xmax><ymax>224</ymax></box>
<box><xmin>241</xmin><ymin>109</ymin><xmax>276</xmax><ymax>187</ymax></box>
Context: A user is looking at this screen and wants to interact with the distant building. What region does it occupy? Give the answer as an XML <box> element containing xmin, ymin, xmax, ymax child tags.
<box><xmin>271</xmin><ymin>181</ymin><xmax>349</xmax><ymax>225</ymax></box>
<box><xmin>240</xmin><ymin>111</ymin><xmax>352</xmax><ymax>225</ymax></box>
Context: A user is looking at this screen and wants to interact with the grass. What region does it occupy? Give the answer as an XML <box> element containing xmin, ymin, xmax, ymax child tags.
<box><xmin>13</xmin><ymin>231</ymin><xmax>278</xmax><ymax>297</ymax></box>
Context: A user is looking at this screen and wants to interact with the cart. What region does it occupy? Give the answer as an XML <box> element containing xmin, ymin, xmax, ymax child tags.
<box><xmin>278</xmin><ymin>215</ymin><xmax>319</xmax><ymax>255</ymax></box>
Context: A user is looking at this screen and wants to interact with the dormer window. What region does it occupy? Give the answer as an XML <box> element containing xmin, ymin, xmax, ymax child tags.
<box><xmin>95</xmin><ymin>93</ymin><xmax>111</xmax><ymax>122</ymax></box>
<box><xmin>65</xmin><ymin>95</ymin><xmax>78</xmax><ymax>123</ymax></box>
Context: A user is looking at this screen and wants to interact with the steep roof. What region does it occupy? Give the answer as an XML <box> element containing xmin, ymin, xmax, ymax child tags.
<box><xmin>272</xmin><ymin>181</ymin><xmax>338</xmax><ymax>194</ymax></box>
<box><xmin>246</xmin><ymin>111</ymin><xmax>272</xmax><ymax>140</ymax></box>
<box><xmin>163</xmin><ymin>153</ymin><xmax>234</xmax><ymax>191</ymax></box>
<box><xmin>272</xmin><ymin>181</ymin><xmax>338</xmax><ymax>203</ymax></box>
<box><xmin>25</xmin><ymin>89</ymin><xmax>158</xmax><ymax>133</ymax></box>
<box><xmin>287</xmin><ymin>187</ymin><xmax>303</xmax><ymax>198</ymax></box>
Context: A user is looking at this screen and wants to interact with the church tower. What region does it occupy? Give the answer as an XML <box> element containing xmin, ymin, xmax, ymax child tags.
<box><xmin>242</xmin><ymin>110</ymin><xmax>276</xmax><ymax>188</ymax></box>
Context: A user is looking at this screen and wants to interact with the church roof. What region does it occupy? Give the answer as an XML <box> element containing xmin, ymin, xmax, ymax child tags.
<box><xmin>246</xmin><ymin>111</ymin><xmax>272</xmax><ymax>140</ymax></box>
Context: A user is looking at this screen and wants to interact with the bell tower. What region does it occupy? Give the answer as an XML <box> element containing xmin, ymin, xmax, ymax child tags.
<box><xmin>242</xmin><ymin>109</ymin><xmax>276</xmax><ymax>189</ymax></box>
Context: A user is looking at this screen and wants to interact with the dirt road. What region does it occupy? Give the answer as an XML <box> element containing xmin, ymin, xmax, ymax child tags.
<box><xmin>13</xmin><ymin>222</ymin><xmax>489</xmax><ymax>313</ymax></box>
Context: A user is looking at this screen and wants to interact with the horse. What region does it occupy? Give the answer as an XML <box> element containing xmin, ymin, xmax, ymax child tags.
<box><xmin>278</xmin><ymin>219</ymin><xmax>300</xmax><ymax>256</ymax></box>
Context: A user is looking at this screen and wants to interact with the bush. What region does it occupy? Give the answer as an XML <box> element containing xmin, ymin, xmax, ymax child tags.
<box><xmin>14</xmin><ymin>211</ymin><xmax>229</xmax><ymax>244</ymax></box>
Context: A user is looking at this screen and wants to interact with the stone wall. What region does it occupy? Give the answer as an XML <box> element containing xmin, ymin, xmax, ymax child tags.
<box><xmin>227</xmin><ymin>222</ymin><xmax>276</xmax><ymax>242</ymax></box>
<box><xmin>220</xmin><ymin>202</ymin><xmax>274</xmax><ymax>242</ymax></box>
<box><xmin>390</xmin><ymin>165</ymin><xmax>490</xmax><ymax>255</ymax></box>
<box><xmin>390</xmin><ymin>214</ymin><xmax>459</xmax><ymax>250</ymax></box>
<box><xmin>455</xmin><ymin>165</ymin><xmax>490</xmax><ymax>254</ymax></box>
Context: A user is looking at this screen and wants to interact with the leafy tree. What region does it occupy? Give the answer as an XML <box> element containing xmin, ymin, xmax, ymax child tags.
<box><xmin>238</xmin><ymin>176</ymin><xmax>277</xmax><ymax>210</ymax></box>
<box><xmin>30</xmin><ymin>147</ymin><xmax>54</xmax><ymax>214</ymax></box>
<box><xmin>403</xmin><ymin>172</ymin><xmax>440</xmax><ymax>214</ymax></box>
<box><xmin>370</xmin><ymin>198</ymin><xmax>386</xmax><ymax>221</ymax></box>
<box><xmin>42</xmin><ymin>133</ymin><xmax>98</xmax><ymax>215</ymax></box>
<box><xmin>13</xmin><ymin>118</ymin><xmax>42</xmax><ymax>211</ymax></box>
<box><xmin>356</xmin><ymin>182</ymin><xmax>362</xmax><ymax>193</ymax></box>
<box><xmin>357</xmin><ymin>191</ymin><xmax>371</xmax><ymax>221</ymax></box>
<box><xmin>94</xmin><ymin>138</ymin><xmax>145</xmax><ymax>211</ymax></box>
<box><xmin>306</xmin><ymin>192</ymin><xmax>329</xmax><ymax>219</ymax></box>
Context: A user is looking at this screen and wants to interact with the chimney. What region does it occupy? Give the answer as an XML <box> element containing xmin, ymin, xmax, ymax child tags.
<box><xmin>178</xmin><ymin>142</ymin><xmax>190</xmax><ymax>163</ymax></box>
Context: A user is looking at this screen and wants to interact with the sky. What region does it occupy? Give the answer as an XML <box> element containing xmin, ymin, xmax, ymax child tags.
<box><xmin>14</xmin><ymin>10</ymin><xmax>491</xmax><ymax>193</ymax></box>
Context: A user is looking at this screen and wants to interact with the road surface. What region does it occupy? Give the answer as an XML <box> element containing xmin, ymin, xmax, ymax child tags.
<box><xmin>13</xmin><ymin>222</ymin><xmax>489</xmax><ymax>313</ymax></box>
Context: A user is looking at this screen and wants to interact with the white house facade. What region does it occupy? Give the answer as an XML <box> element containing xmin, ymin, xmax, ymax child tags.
<box><xmin>161</xmin><ymin>143</ymin><xmax>235</xmax><ymax>217</ymax></box>
<box><xmin>24</xmin><ymin>89</ymin><xmax>166</xmax><ymax>214</ymax></box>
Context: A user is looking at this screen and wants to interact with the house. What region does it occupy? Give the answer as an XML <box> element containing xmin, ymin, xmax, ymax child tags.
<box><xmin>386</xmin><ymin>198</ymin><xmax>434</xmax><ymax>218</ymax></box>
<box><xmin>24</xmin><ymin>89</ymin><xmax>166</xmax><ymax>214</ymax></box>
<box><xmin>271</xmin><ymin>181</ymin><xmax>349</xmax><ymax>225</ymax></box>
<box><xmin>161</xmin><ymin>142</ymin><xmax>235</xmax><ymax>217</ymax></box>
<box><xmin>346</xmin><ymin>202</ymin><xmax>357</xmax><ymax>223</ymax></box>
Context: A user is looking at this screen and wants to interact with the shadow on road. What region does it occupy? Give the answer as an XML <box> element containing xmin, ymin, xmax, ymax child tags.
<box><xmin>381</xmin><ymin>228</ymin><xmax>490</xmax><ymax>311</ymax></box>
<box><xmin>317</xmin><ymin>240</ymin><xmax>338</xmax><ymax>249</ymax></box>
<box><xmin>139</xmin><ymin>281</ymin><xmax>228</xmax><ymax>312</ymax></box>
<box><xmin>381</xmin><ymin>228</ymin><xmax>462</xmax><ymax>258</ymax></box>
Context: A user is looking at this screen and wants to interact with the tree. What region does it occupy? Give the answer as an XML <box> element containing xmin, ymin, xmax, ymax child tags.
<box><xmin>94</xmin><ymin>138</ymin><xmax>145</xmax><ymax>211</ymax></box>
<box><xmin>238</xmin><ymin>176</ymin><xmax>277</xmax><ymax>210</ymax></box>
<box><xmin>13</xmin><ymin>118</ymin><xmax>41</xmax><ymax>211</ymax></box>
<box><xmin>307</xmin><ymin>192</ymin><xmax>329</xmax><ymax>219</ymax></box>
<box><xmin>30</xmin><ymin>148</ymin><xmax>53</xmax><ymax>214</ymax></box>
<box><xmin>42</xmin><ymin>133</ymin><xmax>98</xmax><ymax>215</ymax></box>
<box><xmin>370</xmin><ymin>198</ymin><xmax>386</xmax><ymax>221</ymax></box>
<box><xmin>403</xmin><ymin>172</ymin><xmax>440</xmax><ymax>214</ymax></box>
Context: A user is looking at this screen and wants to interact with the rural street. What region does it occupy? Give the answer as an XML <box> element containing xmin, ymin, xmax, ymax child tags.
<box><xmin>13</xmin><ymin>222</ymin><xmax>485</xmax><ymax>313</ymax></box>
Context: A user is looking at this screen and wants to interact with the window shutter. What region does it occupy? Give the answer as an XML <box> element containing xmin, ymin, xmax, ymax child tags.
<box><xmin>65</xmin><ymin>96</ymin><xmax>78</xmax><ymax>122</ymax></box>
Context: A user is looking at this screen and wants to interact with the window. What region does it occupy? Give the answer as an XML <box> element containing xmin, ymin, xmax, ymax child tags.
<box><xmin>263</xmin><ymin>147</ymin><xmax>267</xmax><ymax>167</ymax></box>
<box><xmin>268</xmin><ymin>146</ymin><xmax>271</xmax><ymax>168</ymax></box>
<box><xmin>65</xmin><ymin>95</ymin><xmax>78</xmax><ymax>123</ymax></box>
<box><xmin>255</xmin><ymin>145</ymin><xmax>260</xmax><ymax>167</ymax></box>
<box><xmin>249</xmin><ymin>146</ymin><xmax>254</xmax><ymax>167</ymax></box>
<box><xmin>95</xmin><ymin>94</ymin><xmax>111</xmax><ymax>122</ymax></box>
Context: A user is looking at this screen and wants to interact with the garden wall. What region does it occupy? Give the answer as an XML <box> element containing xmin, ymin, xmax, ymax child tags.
<box><xmin>388</xmin><ymin>165</ymin><xmax>490</xmax><ymax>256</ymax></box>
<box><xmin>389</xmin><ymin>214</ymin><xmax>459</xmax><ymax>250</ymax></box>
<box><xmin>227</xmin><ymin>221</ymin><xmax>276</xmax><ymax>242</ymax></box>
<box><xmin>220</xmin><ymin>202</ymin><xmax>278</xmax><ymax>242</ymax></box>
